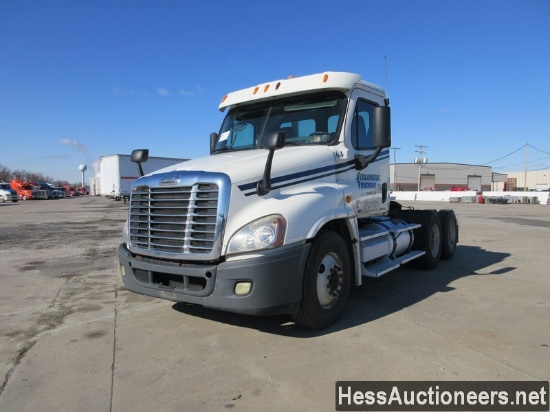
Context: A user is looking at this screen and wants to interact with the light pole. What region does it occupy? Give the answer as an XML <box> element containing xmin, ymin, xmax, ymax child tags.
<box><xmin>415</xmin><ymin>145</ymin><xmax>428</xmax><ymax>191</ymax></box>
<box><xmin>392</xmin><ymin>147</ymin><xmax>401</xmax><ymax>191</ymax></box>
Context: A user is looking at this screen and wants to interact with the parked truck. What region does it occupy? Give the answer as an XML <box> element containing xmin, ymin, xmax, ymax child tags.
<box><xmin>98</xmin><ymin>154</ymin><xmax>187</xmax><ymax>201</ymax></box>
<box><xmin>37</xmin><ymin>182</ymin><xmax>57</xmax><ymax>199</ymax></box>
<box><xmin>118</xmin><ymin>72</ymin><xmax>459</xmax><ymax>329</ymax></box>
<box><xmin>0</xmin><ymin>182</ymin><xmax>18</xmax><ymax>202</ymax></box>
<box><xmin>10</xmin><ymin>180</ymin><xmax>47</xmax><ymax>200</ymax></box>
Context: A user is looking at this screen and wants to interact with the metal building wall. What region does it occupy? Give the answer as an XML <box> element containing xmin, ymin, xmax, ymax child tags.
<box><xmin>505</xmin><ymin>170</ymin><xmax>550</xmax><ymax>191</ymax></box>
<box><xmin>390</xmin><ymin>163</ymin><xmax>493</xmax><ymax>191</ymax></box>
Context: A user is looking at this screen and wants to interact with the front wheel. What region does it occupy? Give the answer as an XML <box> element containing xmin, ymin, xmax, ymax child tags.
<box><xmin>291</xmin><ymin>231</ymin><xmax>351</xmax><ymax>329</ymax></box>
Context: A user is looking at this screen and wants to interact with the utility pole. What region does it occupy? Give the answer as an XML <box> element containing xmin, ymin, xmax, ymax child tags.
<box><xmin>415</xmin><ymin>145</ymin><xmax>428</xmax><ymax>191</ymax></box>
<box><xmin>392</xmin><ymin>147</ymin><xmax>401</xmax><ymax>191</ymax></box>
<box><xmin>523</xmin><ymin>143</ymin><xmax>529</xmax><ymax>192</ymax></box>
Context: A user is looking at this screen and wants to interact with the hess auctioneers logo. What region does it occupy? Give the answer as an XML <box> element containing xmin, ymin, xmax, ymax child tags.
<box><xmin>335</xmin><ymin>381</ymin><xmax>549</xmax><ymax>411</ymax></box>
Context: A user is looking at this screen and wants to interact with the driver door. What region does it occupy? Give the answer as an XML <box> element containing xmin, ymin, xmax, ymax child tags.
<box><xmin>346</xmin><ymin>90</ymin><xmax>390</xmax><ymax>218</ymax></box>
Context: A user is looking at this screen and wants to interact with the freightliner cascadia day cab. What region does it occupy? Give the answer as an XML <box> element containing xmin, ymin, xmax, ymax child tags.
<box><xmin>118</xmin><ymin>72</ymin><xmax>458</xmax><ymax>329</ymax></box>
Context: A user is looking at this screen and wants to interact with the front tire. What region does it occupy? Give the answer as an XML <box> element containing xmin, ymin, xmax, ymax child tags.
<box><xmin>291</xmin><ymin>231</ymin><xmax>351</xmax><ymax>329</ymax></box>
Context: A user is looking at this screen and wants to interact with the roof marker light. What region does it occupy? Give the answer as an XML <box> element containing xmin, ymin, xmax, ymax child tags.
<box><xmin>253</xmin><ymin>87</ymin><xmax>259</xmax><ymax>95</ymax></box>
<box><xmin>275</xmin><ymin>82</ymin><xmax>281</xmax><ymax>90</ymax></box>
<box><xmin>221</xmin><ymin>95</ymin><xmax>228</xmax><ymax>103</ymax></box>
<box><xmin>323</xmin><ymin>74</ymin><xmax>329</xmax><ymax>83</ymax></box>
<box><xmin>264</xmin><ymin>84</ymin><xmax>270</xmax><ymax>92</ymax></box>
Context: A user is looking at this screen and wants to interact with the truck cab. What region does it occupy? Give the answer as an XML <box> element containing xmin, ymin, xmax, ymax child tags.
<box><xmin>63</xmin><ymin>185</ymin><xmax>79</xmax><ymax>196</ymax></box>
<box><xmin>0</xmin><ymin>183</ymin><xmax>18</xmax><ymax>202</ymax></box>
<box><xmin>118</xmin><ymin>72</ymin><xmax>458</xmax><ymax>329</ymax></box>
<box><xmin>10</xmin><ymin>180</ymin><xmax>46</xmax><ymax>200</ymax></box>
<box><xmin>37</xmin><ymin>182</ymin><xmax>58</xmax><ymax>199</ymax></box>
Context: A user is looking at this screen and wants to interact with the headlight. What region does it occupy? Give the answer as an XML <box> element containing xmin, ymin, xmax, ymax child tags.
<box><xmin>122</xmin><ymin>220</ymin><xmax>130</xmax><ymax>245</ymax></box>
<box><xmin>227</xmin><ymin>215</ymin><xmax>286</xmax><ymax>254</ymax></box>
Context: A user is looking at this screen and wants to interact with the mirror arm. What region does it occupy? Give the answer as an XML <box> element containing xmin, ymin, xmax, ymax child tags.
<box><xmin>137</xmin><ymin>163</ymin><xmax>145</xmax><ymax>177</ymax></box>
<box><xmin>257</xmin><ymin>149</ymin><xmax>276</xmax><ymax>196</ymax></box>
<box><xmin>256</xmin><ymin>131</ymin><xmax>285</xmax><ymax>196</ymax></box>
<box><xmin>354</xmin><ymin>147</ymin><xmax>383</xmax><ymax>170</ymax></box>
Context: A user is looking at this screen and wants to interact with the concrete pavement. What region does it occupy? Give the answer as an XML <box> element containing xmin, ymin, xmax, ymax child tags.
<box><xmin>0</xmin><ymin>196</ymin><xmax>548</xmax><ymax>411</ymax></box>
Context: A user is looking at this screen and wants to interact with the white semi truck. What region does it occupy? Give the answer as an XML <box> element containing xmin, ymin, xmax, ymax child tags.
<box><xmin>118</xmin><ymin>72</ymin><xmax>458</xmax><ymax>329</ymax></box>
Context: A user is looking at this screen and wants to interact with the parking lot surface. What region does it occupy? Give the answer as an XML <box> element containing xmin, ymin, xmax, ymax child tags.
<box><xmin>0</xmin><ymin>196</ymin><xmax>549</xmax><ymax>411</ymax></box>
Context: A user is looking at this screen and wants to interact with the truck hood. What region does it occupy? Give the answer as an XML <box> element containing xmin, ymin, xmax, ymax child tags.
<box><xmin>147</xmin><ymin>146</ymin><xmax>338</xmax><ymax>185</ymax></box>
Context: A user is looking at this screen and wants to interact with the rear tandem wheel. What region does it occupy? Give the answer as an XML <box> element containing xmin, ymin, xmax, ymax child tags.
<box><xmin>396</xmin><ymin>209</ymin><xmax>442</xmax><ymax>269</ymax></box>
<box><xmin>438</xmin><ymin>209</ymin><xmax>458</xmax><ymax>260</ymax></box>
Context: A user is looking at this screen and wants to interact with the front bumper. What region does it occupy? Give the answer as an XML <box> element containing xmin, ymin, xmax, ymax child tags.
<box><xmin>118</xmin><ymin>242</ymin><xmax>310</xmax><ymax>315</ymax></box>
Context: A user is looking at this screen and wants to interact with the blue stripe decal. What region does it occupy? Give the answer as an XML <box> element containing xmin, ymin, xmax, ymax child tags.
<box><xmin>265</xmin><ymin>164</ymin><xmax>355</xmax><ymax>194</ymax></box>
<box><xmin>238</xmin><ymin>160</ymin><xmax>354</xmax><ymax>193</ymax></box>
<box><xmin>239</xmin><ymin>149</ymin><xmax>389</xmax><ymax>196</ymax></box>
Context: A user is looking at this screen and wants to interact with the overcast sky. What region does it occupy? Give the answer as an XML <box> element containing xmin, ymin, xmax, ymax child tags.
<box><xmin>1</xmin><ymin>0</ymin><xmax>549</xmax><ymax>182</ymax></box>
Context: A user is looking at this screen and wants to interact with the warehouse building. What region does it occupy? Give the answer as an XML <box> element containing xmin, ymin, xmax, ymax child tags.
<box><xmin>503</xmin><ymin>170</ymin><xmax>550</xmax><ymax>191</ymax></box>
<box><xmin>390</xmin><ymin>163</ymin><xmax>506</xmax><ymax>192</ymax></box>
<box><xmin>390</xmin><ymin>163</ymin><xmax>550</xmax><ymax>192</ymax></box>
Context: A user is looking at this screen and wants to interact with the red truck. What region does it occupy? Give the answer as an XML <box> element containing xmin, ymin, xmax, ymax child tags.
<box><xmin>63</xmin><ymin>185</ymin><xmax>80</xmax><ymax>196</ymax></box>
<box><xmin>10</xmin><ymin>180</ymin><xmax>47</xmax><ymax>200</ymax></box>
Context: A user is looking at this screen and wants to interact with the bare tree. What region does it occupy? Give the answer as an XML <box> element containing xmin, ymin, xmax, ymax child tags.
<box><xmin>0</xmin><ymin>164</ymin><xmax>12</xmax><ymax>182</ymax></box>
<box><xmin>1</xmin><ymin>164</ymin><xmax>68</xmax><ymax>185</ymax></box>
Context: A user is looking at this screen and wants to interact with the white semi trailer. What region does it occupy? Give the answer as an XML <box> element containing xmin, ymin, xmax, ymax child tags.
<box><xmin>98</xmin><ymin>154</ymin><xmax>187</xmax><ymax>201</ymax></box>
<box><xmin>118</xmin><ymin>72</ymin><xmax>459</xmax><ymax>329</ymax></box>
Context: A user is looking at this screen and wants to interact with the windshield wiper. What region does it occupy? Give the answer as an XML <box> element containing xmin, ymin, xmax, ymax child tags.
<box><xmin>213</xmin><ymin>146</ymin><xmax>235</xmax><ymax>154</ymax></box>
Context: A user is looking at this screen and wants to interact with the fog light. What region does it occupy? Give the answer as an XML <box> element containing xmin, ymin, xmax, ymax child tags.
<box><xmin>234</xmin><ymin>282</ymin><xmax>252</xmax><ymax>296</ymax></box>
<box><xmin>120</xmin><ymin>264</ymin><xmax>126</xmax><ymax>277</ymax></box>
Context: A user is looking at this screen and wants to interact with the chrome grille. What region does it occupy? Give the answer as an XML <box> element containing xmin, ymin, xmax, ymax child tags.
<box><xmin>129</xmin><ymin>183</ymin><xmax>219</xmax><ymax>256</ymax></box>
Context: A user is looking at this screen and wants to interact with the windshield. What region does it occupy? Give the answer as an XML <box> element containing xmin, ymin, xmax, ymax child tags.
<box><xmin>213</xmin><ymin>92</ymin><xmax>347</xmax><ymax>153</ymax></box>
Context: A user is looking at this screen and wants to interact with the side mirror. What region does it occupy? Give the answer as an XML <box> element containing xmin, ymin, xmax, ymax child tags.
<box><xmin>131</xmin><ymin>149</ymin><xmax>149</xmax><ymax>163</ymax></box>
<box><xmin>131</xmin><ymin>149</ymin><xmax>149</xmax><ymax>177</ymax></box>
<box><xmin>210</xmin><ymin>133</ymin><xmax>218</xmax><ymax>154</ymax></box>
<box><xmin>372</xmin><ymin>106</ymin><xmax>391</xmax><ymax>148</ymax></box>
<box><xmin>355</xmin><ymin>106</ymin><xmax>391</xmax><ymax>170</ymax></box>
<box><xmin>260</xmin><ymin>131</ymin><xmax>285</xmax><ymax>150</ymax></box>
<box><xmin>257</xmin><ymin>131</ymin><xmax>285</xmax><ymax>196</ymax></box>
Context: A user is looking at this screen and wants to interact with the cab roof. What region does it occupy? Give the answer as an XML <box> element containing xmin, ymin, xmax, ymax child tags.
<box><xmin>218</xmin><ymin>71</ymin><xmax>385</xmax><ymax>111</ymax></box>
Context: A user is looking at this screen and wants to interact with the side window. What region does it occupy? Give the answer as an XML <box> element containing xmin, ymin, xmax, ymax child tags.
<box><xmin>351</xmin><ymin>100</ymin><xmax>375</xmax><ymax>150</ymax></box>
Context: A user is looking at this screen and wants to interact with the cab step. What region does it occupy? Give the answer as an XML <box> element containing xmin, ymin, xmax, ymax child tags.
<box><xmin>361</xmin><ymin>250</ymin><xmax>425</xmax><ymax>278</ymax></box>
